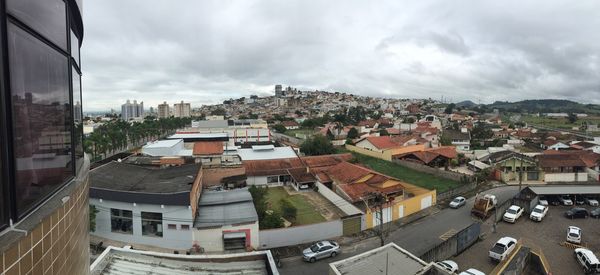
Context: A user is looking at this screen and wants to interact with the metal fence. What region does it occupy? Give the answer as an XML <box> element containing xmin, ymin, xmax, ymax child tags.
<box><xmin>420</xmin><ymin>222</ymin><xmax>481</xmax><ymax>262</ymax></box>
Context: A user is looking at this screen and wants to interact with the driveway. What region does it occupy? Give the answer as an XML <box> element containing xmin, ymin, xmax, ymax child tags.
<box><xmin>279</xmin><ymin>185</ymin><xmax>520</xmax><ymax>275</ymax></box>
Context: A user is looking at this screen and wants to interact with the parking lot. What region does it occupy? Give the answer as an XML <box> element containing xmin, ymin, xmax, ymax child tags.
<box><xmin>451</xmin><ymin>204</ymin><xmax>600</xmax><ymax>274</ymax></box>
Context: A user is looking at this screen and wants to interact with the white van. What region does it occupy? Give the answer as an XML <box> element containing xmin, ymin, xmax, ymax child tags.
<box><xmin>574</xmin><ymin>248</ymin><xmax>600</xmax><ymax>274</ymax></box>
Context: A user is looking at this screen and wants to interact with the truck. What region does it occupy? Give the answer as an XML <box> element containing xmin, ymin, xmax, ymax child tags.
<box><xmin>471</xmin><ymin>194</ymin><xmax>498</xmax><ymax>219</ymax></box>
<box><xmin>489</xmin><ymin>237</ymin><xmax>517</xmax><ymax>262</ymax></box>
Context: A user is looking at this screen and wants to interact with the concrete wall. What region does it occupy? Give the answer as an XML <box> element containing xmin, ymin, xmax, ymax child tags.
<box><xmin>588</xmin><ymin>168</ymin><xmax>600</xmax><ymax>181</ymax></box>
<box><xmin>91</xmin><ymin>198</ymin><xmax>194</xmax><ymax>250</ymax></box>
<box><xmin>192</xmin><ymin>222</ymin><xmax>259</xmax><ymax>252</ymax></box>
<box><xmin>544</xmin><ymin>172</ymin><xmax>588</xmax><ymax>182</ymax></box>
<box><xmin>393</xmin><ymin>159</ymin><xmax>474</xmax><ymax>183</ymax></box>
<box><xmin>259</xmin><ymin>220</ymin><xmax>343</xmax><ymax>249</ymax></box>
<box><xmin>365</xmin><ymin>188</ymin><xmax>436</xmax><ymax>229</ymax></box>
<box><xmin>246</xmin><ymin>175</ymin><xmax>285</xmax><ymax>186</ymax></box>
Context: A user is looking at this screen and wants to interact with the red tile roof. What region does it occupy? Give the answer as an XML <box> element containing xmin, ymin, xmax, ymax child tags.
<box><xmin>300</xmin><ymin>153</ymin><xmax>353</xmax><ymax>168</ymax></box>
<box><xmin>362</xmin><ymin>135</ymin><xmax>415</xmax><ymax>150</ymax></box>
<box><xmin>193</xmin><ymin>141</ymin><xmax>223</xmax><ymax>155</ymax></box>
<box><xmin>538</xmin><ymin>153</ymin><xmax>587</xmax><ymax>168</ymax></box>
<box><xmin>325</xmin><ymin>161</ymin><xmax>404</xmax><ymax>202</ymax></box>
<box><xmin>243</xmin><ymin>158</ymin><xmax>305</xmax><ymax>176</ymax></box>
<box><xmin>282</xmin><ymin>120</ymin><xmax>299</xmax><ymax>127</ymax></box>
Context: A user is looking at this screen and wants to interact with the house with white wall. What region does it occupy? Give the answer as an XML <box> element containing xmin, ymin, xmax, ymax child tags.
<box><xmin>90</xmin><ymin>162</ymin><xmax>202</xmax><ymax>250</ymax></box>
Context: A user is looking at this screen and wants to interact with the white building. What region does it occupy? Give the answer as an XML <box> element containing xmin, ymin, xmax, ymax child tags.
<box><xmin>90</xmin><ymin>162</ymin><xmax>202</xmax><ymax>250</ymax></box>
<box><xmin>141</xmin><ymin>139</ymin><xmax>189</xmax><ymax>156</ymax></box>
<box><xmin>121</xmin><ymin>99</ymin><xmax>144</xmax><ymax>121</ymax></box>
<box><xmin>173</xmin><ymin>100</ymin><xmax>191</xmax><ymax>118</ymax></box>
<box><xmin>193</xmin><ymin>189</ymin><xmax>259</xmax><ymax>252</ymax></box>
<box><xmin>158</xmin><ymin>101</ymin><xmax>170</xmax><ymax>118</ymax></box>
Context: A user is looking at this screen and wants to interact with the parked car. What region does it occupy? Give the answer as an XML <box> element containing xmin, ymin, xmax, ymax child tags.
<box><xmin>436</xmin><ymin>260</ymin><xmax>459</xmax><ymax>273</ymax></box>
<box><xmin>574</xmin><ymin>248</ymin><xmax>600</xmax><ymax>274</ymax></box>
<box><xmin>559</xmin><ymin>195</ymin><xmax>574</xmax><ymax>206</ymax></box>
<box><xmin>450</xmin><ymin>196</ymin><xmax>467</xmax><ymax>209</ymax></box>
<box><xmin>547</xmin><ymin>196</ymin><xmax>561</xmax><ymax>206</ymax></box>
<box><xmin>575</xmin><ymin>195</ymin><xmax>586</xmax><ymax>205</ymax></box>
<box><xmin>585</xmin><ymin>197</ymin><xmax>599</xmax><ymax>206</ymax></box>
<box><xmin>565</xmin><ymin>208</ymin><xmax>590</xmax><ymax>219</ymax></box>
<box><xmin>489</xmin><ymin>237</ymin><xmax>518</xmax><ymax>262</ymax></box>
<box><xmin>503</xmin><ymin>205</ymin><xmax>524</xmax><ymax>223</ymax></box>
<box><xmin>591</xmin><ymin>208</ymin><xmax>600</xmax><ymax>218</ymax></box>
<box><xmin>538</xmin><ymin>196</ymin><xmax>549</xmax><ymax>206</ymax></box>
<box><xmin>567</xmin><ymin>226</ymin><xmax>582</xmax><ymax>244</ymax></box>
<box><xmin>459</xmin><ymin>268</ymin><xmax>486</xmax><ymax>275</ymax></box>
<box><xmin>302</xmin><ymin>240</ymin><xmax>340</xmax><ymax>263</ymax></box>
<box><xmin>530</xmin><ymin>205</ymin><xmax>548</xmax><ymax>222</ymax></box>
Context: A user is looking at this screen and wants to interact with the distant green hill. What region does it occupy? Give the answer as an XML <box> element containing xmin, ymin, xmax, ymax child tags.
<box><xmin>487</xmin><ymin>99</ymin><xmax>600</xmax><ymax>115</ymax></box>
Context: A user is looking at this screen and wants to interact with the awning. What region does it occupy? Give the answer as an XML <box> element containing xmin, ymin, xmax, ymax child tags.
<box><xmin>223</xmin><ymin>232</ymin><xmax>246</xmax><ymax>239</ymax></box>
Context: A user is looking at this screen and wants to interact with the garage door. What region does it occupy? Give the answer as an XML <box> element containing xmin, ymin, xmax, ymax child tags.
<box><xmin>373</xmin><ymin>207</ymin><xmax>392</xmax><ymax>227</ymax></box>
<box><xmin>342</xmin><ymin>216</ymin><xmax>361</xmax><ymax>236</ymax></box>
<box><xmin>421</xmin><ymin>195</ymin><xmax>433</xmax><ymax>210</ymax></box>
<box><xmin>223</xmin><ymin>232</ymin><xmax>246</xmax><ymax>250</ymax></box>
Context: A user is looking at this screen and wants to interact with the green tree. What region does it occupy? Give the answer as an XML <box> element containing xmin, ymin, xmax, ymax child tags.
<box><xmin>567</xmin><ymin>113</ymin><xmax>577</xmax><ymax>124</ymax></box>
<box><xmin>300</xmin><ymin>135</ymin><xmax>336</xmax><ymax>156</ymax></box>
<box><xmin>272</xmin><ymin>124</ymin><xmax>287</xmax><ymax>133</ymax></box>
<box><xmin>89</xmin><ymin>205</ymin><xmax>98</xmax><ymax>232</ymax></box>
<box><xmin>261</xmin><ymin>211</ymin><xmax>284</xmax><ymax>229</ymax></box>
<box><xmin>280</xmin><ymin>199</ymin><xmax>297</xmax><ymax>221</ymax></box>
<box><xmin>444</xmin><ymin>103</ymin><xmax>455</xmax><ymax>114</ymax></box>
<box><xmin>347</xmin><ymin>127</ymin><xmax>359</xmax><ymax>139</ymax></box>
<box><xmin>211</xmin><ymin>108</ymin><xmax>227</xmax><ymax>116</ymax></box>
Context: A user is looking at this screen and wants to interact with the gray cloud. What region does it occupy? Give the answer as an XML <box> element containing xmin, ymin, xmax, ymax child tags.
<box><xmin>82</xmin><ymin>0</ymin><xmax>600</xmax><ymax>111</ymax></box>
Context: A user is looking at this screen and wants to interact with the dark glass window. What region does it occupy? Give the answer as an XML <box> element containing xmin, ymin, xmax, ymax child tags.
<box><xmin>0</xmin><ymin>156</ymin><xmax>6</xmax><ymax>228</ymax></box>
<box><xmin>71</xmin><ymin>31</ymin><xmax>80</xmax><ymax>65</ymax></box>
<box><xmin>73</xmin><ymin>68</ymin><xmax>84</xmax><ymax>171</ymax></box>
<box><xmin>7</xmin><ymin>0</ymin><xmax>67</xmax><ymax>50</ymax></box>
<box><xmin>110</xmin><ymin>209</ymin><xmax>133</xmax><ymax>234</ymax></box>
<box><xmin>7</xmin><ymin>23</ymin><xmax>73</xmax><ymax>216</ymax></box>
<box><xmin>141</xmin><ymin>212</ymin><xmax>163</xmax><ymax>237</ymax></box>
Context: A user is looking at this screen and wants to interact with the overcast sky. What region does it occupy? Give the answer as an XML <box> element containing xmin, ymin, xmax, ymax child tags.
<box><xmin>82</xmin><ymin>0</ymin><xmax>600</xmax><ymax>112</ymax></box>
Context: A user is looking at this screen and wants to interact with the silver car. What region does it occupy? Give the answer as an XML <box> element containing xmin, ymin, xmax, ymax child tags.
<box><xmin>449</xmin><ymin>196</ymin><xmax>466</xmax><ymax>208</ymax></box>
<box><xmin>302</xmin><ymin>240</ymin><xmax>340</xmax><ymax>262</ymax></box>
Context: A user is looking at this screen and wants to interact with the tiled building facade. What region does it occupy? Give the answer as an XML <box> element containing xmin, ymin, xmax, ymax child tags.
<box><xmin>0</xmin><ymin>0</ymin><xmax>88</xmax><ymax>274</ymax></box>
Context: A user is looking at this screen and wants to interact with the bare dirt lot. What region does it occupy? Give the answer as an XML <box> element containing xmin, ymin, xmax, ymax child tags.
<box><xmin>451</xmin><ymin>205</ymin><xmax>600</xmax><ymax>274</ymax></box>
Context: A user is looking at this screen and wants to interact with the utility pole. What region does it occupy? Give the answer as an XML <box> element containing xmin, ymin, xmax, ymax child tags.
<box><xmin>518</xmin><ymin>156</ymin><xmax>524</xmax><ymax>193</ymax></box>
<box><xmin>367</xmin><ymin>192</ymin><xmax>388</xmax><ymax>247</ymax></box>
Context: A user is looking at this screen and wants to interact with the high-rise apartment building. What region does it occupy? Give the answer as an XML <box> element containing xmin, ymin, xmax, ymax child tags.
<box><xmin>275</xmin><ymin>84</ymin><xmax>283</xmax><ymax>97</ymax></box>
<box><xmin>0</xmin><ymin>0</ymin><xmax>90</xmax><ymax>274</ymax></box>
<box><xmin>173</xmin><ymin>100</ymin><xmax>191</xmax><ymax>118</ymax></box>
<box><xmin>121</xmin><ymin>99</ymin><xmax>144</xmax><ymax>121</ymax></box>
<box><xmin>158</xmin><ymin>101</ymin><xmax>170</xmax><ymax>118</ymax></box>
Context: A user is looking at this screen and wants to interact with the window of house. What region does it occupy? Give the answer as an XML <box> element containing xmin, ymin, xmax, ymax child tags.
<box><xmin>110</xmin><ymin>209</ymin><xmax>133</xmax><ymax>234</ymax></box>
<box><xmin>267</xmin><ymin>176</ymin><xmax>279</xmax><ymax>183</ymax></box>
<box><xmin>168</xmin><ymin>224</ymin><xmax>177</xmax><ymax>230</ymax></box>
<box><xmin>181</xmin><ymin>224</ymin><xmax>190</xmax><ymax>230</ymax></box>
<box><xmin>141</xmin><ymin>212</ymin><xmax>163</xmax><ymax>237</ymax></box>
<box><xmin>7</xmin><ymin>0</ymin><xmax>67</xmax><ymax>50</ymax></box>
<box><xmin>8</xmin><ymin>23</ymin><xmax>73</xmax><ymax>216</ymax></box>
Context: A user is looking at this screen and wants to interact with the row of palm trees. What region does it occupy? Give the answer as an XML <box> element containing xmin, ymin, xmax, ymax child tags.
<box><xmin>83</xmin><ymin>116</ymin><xmax>192</xmax><ymax>161</ymax></box>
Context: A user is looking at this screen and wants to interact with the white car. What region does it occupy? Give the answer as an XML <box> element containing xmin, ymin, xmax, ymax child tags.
<box><xmin>538</xmin><ymin>196</ymin><xmax>549</xmax><ymax>206</ymax></box>
<box><xmin>503</xmin><ymin>205</ymin><xmax>524</xmax><ymax>223</ymax></box>
<box><xmin>459</xmin><ymin>268</ymin><xmax>486</xmax><ymax>275</ymax></box>
<box><xmin>489</xmin><ymin>236</ymin><xmax>518</xmax><ymax>261</ymax></box>
<box><xmin>449</xmin><ymin>197</ymin><xmax>467</xmax><ymax>209</ymax></box>
<box><xmin>529</xmin><ymin>205</ymin><xmax>548</xmax><ymax>222</ymax></box>
<box><xmin>436</xmin><ymin>260</ymin><xmax>459</xmax><ymax>273</ymax></box>
<box><xmin>574</xmin><ymin>248</ymin><xmax>600</xmax><ymax>274</ymax></box>
<box><xmin>559</xmin><ymin>195</ymin><xmax>573</xmax><ymax>206</ymax></box>
<box><xmin>567</xmin><ymin>226</ymin><xmax>582</xmax><ymax>244</ymax></box>
<box><xmin>585</xmin><ymin>197</ymin><xmax>599</xmax><ymax>206</ymax></box>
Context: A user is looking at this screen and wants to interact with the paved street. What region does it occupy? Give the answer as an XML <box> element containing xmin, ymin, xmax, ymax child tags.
<box><xmin>279</xmin><ymin>185</ymin><xmax>519</xmax><ymax>275</ymax></box>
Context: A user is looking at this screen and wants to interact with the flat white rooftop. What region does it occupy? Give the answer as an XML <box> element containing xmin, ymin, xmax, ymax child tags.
<box><xmin>237</xmin><ymin>146</ymin><xmax>298</xmax><ymax>161</ymax></box>
<box><xmin>143</xmin><ymin>139</ymin><xmax>183</xmax><ymax>148</ymax></box>
<box><xmin>91</xmin><ymin>246</ymin><xmax>279</xmax><ymax>275</ymax></box>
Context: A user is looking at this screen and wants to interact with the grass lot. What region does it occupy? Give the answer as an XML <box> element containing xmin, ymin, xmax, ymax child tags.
<box><xmin>337</xmin><ymin>148</ymin><xmax>463</xmax><ymax>192</ymax></box>
<box><xmin>521</xmin><ymin>114</ymin><xmax>600</xmax><ymax>131</ymax></box>
<box><xmin>265</xmin><ymin>187</ymin><xmax>326</xmax><ymax>225</ymax></box>
<box><xmin>284</xmin><ymin>128</ymin><xmax>315</xmax><ymax>139</ymax></box>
